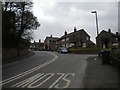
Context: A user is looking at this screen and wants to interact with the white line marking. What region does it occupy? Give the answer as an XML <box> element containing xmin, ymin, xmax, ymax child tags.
<box><xmin>11</xmin><ymin>73</ymin><xmax>75</xmax><ymax>88</ymax></box>
<box><xmin>54</xmin><ymin>73</ymin><xmax>75</xmax><ymax>88</ymax></box>
<box><xmin>11</xmin><ymin>73</ymin><xmax>44</xmax><ymax>87</ymax></box>
<box><xmin>1</xmin><ymin>52</ymin><xmax>58</xmax><ymax>86</ymax></box>
<box><xmin>27</xmin><ymin>73</ymin><xmax>54</xmax><ymax>88</ymax></box>
<box><xmin>49</xmin><ymin>73</ymin><xmax>65</xmax><ymax>88</ymax></box>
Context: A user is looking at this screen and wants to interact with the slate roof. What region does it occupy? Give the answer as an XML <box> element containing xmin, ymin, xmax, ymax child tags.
<box><xmin>97</xmin><ymin>30</ymin><xmax>117</xmax><ymax>38</ymax></box>
<box><xmin>58</xmin><ymin>29</ymin><xmax>90</xmax><ymax>40</ymax></box>
<box><xmin>45</xmin><ymin>37</ymin><xmax>59</xmax><ymax>42</ymax></box>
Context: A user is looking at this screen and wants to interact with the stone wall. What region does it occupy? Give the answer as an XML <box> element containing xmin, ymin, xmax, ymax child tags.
<box><xmin>2</xmin><ymin>48</ymin><xmax>29</xmax><ymax>60</ymax></box>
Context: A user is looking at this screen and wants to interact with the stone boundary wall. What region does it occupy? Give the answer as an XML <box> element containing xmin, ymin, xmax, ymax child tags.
<box><xmin>2</xmin><ymin>48</ymin><xmax>29</xmax><ymax>60</ymax></box>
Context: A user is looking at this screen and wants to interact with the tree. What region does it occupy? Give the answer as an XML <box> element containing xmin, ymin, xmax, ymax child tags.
<box><xmin>2</xmin><ymin>9</ymin><xmax>17</xmax><ymax>48</ymax></box>
<box><xmin>2</xmin><ymin>1</ymin><xmax>40</xmax><ymax>56</ymax></box>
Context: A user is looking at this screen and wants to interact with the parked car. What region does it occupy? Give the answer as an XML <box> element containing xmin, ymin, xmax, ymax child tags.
<box><xmin>58</xmin><ymin>47</ymin><xmax>68</xmax><ymax>54</ymax></box>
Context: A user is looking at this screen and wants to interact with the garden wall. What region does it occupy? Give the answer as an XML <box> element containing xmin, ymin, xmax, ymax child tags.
<box><xmin>2</xmin><ymin>48</ymin><xmax>29</xmax><ymax>60</ymax></box>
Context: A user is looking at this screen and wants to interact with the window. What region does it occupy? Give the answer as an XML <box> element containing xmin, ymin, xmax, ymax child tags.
<box><xmin>83</xmin><ymin>43</ymin><xmax>86</xmax><ymax>47</ymax></box>
<box><xmin>69</xmin><ymin>43</ymin><xmax>75</xmax><ymax>47</ymax></box>
<box><xmin>66</xmin><ymin>43</ymin><xmax>69</xmax><ymax>48</ymax></box>
<box><xmin>79</xmin><ymin>42</ymin><xmax>81</xmax><ymax>46</ymax></box>
<box><xmin>62</xmin><ymin>39</ymin><xmax>65</xmax><ymax>42</ymax></box>
<box><xmin>86</xmin><ymin>37</ymin><xmax>89</xmax><ymax>40</ymax></box>
<box><xmin>66</xmin><ymin>38</ymin><xmax>69</xmax><ymax>41</ymax></box>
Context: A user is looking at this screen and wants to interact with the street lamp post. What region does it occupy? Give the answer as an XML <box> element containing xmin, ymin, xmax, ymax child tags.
<box><xmin>91</xmin><ymin>11</ymin><xmax>100</xmax><ymax>56</ymax></box>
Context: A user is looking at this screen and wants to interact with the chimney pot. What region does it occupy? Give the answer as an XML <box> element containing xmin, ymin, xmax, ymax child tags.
<box><xmin>116</xmin><ymin>32</ymin><xmax>118</xmax><ymax>35</ymax></box>
<box><xmin>108</xmin><ymin>29</ymin><xmax>111</xmax><ymax>33</ymax></box>
<box><xmin>50</xmin><ymin>35</ymin><xmax>52</xmax><ymax>38</ymax></box>
<box><xmin>74</xmin><ymin>27</ymin><xmax>77</xmax><ymax>32</ymax></box>
<box><xmin>65</xmin><ymin>31</ymin><xmax>67</xmax><ymax>35</ymax></box>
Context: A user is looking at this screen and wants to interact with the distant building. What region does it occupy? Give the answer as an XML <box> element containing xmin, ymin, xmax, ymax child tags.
<box><xmin>96</xmin><ymin>29</ymin><xmax>119</xmax><ymax>49</ymax></box>
<box><xmin>44</xmin><ymin>35</ymin><xmax>59</xmax><ymax>51</ymax></box>
<box><xmin>57</xmin><ymin>27</ymin><xmax>95</xmax><ymax>48</ymax></box>
<box><xmin>30</xmin><ymin>39</ymin><xmax>44</xmax><ymax>50</ymax></box>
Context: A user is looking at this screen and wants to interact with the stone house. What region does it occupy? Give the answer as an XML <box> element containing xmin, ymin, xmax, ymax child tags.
<box><xmin>44</xmin><ymin>35</ymin><xmax>59</xmax><ymax>50</ymax></box>
<box><xmin>57</xmin><ymin>27</ymin><xmax>95</xmax><ymax>48</ymax></box>
<box><xmin>96</xmin><ymin>29</ymin><xmax>119</xmax><ymax>49</ymax></box>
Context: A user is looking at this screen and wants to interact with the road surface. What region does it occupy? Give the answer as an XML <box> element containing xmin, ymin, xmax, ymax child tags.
<box><xmin>1</xmin><ymin>51</ymin><xmax>96</xmax><ymax>88</ymax></box>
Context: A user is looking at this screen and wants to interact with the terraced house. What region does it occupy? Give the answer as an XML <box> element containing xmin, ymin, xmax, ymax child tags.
<box><xmin>96</xmin><ymin>29</ymin><xmax>119</xmax><ymax>49</ymax></box>
<box><xmin>57</xmin><ymin>27</ymin><xmax>95</xmax><ymax>49</ymax></box>
<box><xmin>44</xmin><ymin>35</ymin><xmax>59</xmax><ymax>51</ymax></box>
<box><xmin>44</xmin><ymin>27</ymin><xmax>95</xmax><ymax>51</ymax></box>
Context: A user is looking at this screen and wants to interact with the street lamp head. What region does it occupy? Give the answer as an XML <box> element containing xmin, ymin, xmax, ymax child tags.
<box><xmin>91</xmin><ymin>11</ymin><xmax>97</xmax><ymax>13</ymax></box>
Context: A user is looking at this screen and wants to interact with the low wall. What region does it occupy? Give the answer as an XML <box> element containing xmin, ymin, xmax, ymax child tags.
<box><xmin>2</xmin><ymin>48</ymin><xmax>29</xmax><ymax>60</ymax></box>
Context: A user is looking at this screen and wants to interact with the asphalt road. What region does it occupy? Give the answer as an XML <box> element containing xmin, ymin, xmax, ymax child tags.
<box><xmin>1</xmin><ymin>51</ymin><xmax>96</xmax><ymax>88</ymax></box>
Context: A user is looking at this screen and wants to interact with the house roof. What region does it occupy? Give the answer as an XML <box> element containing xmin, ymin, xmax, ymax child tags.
<box><xmin>89</xmin><ymin>40</ymin><xmax>95</xmax><ymax>45</ymax></box>
<box><xmin>96</xmin><ymin>30</ymin><xmax>117</xmax><ymax>38</ymax></box>
<box><xmin>44</xmin><ymin>36</ymin><xmax>59</xmax><ymax>42</ymax></box>
<box><xmin>58</xmin><ymin>29</ymin><xmax>90</xmax><ymax>40</ymax></box>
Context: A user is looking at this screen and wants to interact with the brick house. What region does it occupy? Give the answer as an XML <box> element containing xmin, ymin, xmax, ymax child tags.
<box><xmin>57</xmin><ymin>27</ymin><xmax>95</xmax><ymax>48</ymax></box>
<box><xmin>96</xmin><ymin>29</ymin><xmax>119</xmax><ymax>49</ymax></box>
<box><xmin>44</xmin><ymin>35</ymin><xmax>59</xmax><ymax>50</ymax></box>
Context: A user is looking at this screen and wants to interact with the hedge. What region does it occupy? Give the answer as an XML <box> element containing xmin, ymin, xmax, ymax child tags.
<box><xmin>68</xmin><ymin>48</ymin><xmax>109</xmax><ymax>51</ymax></box>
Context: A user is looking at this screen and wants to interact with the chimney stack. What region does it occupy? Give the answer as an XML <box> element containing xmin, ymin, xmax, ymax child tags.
<box><xmin>108</xmin><ymin>29</ymin><xmax>111</xmax><ymax>33</ymax></box>
<box><xmin>74</xmin><ymin>27</ymin><xmax>77</xmax><ymax>32</ymax></box>
<box><xmin>65</xmin><ymin>31</ymin><xmax>67</xmax><ymax>35</ymax></box>
<box><xmin>39</xmin><ymin>39</ymin><xmax>41</xmax><ymax>43</ymax></box>
<box><xmin>116</xmin><ymin>32</ymin><xmax>119</xmax><ymax>35</ymax></box>
<box><xmin>50</xmin><ymin>35</ymin><xmax>52</xmax><ymax>38</ymax></box>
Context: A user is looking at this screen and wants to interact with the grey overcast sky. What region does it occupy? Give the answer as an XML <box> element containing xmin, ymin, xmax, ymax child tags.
<box><xmin>32</xmin><ymin>0</ymin><xmax>119</xmax><ymax>43</ymax></box>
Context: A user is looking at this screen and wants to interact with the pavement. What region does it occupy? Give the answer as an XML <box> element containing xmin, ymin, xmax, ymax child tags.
<box><xmin>84</xmin><ymin>56</ymin><xmax>120</xmax><ymax>88</ymax></box>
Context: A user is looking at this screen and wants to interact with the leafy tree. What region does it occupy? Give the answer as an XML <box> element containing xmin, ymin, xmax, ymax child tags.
<box><xmin>2</xmin><ymin>1</ymin><xmax>40</xmax><ymax>56</ymax></box>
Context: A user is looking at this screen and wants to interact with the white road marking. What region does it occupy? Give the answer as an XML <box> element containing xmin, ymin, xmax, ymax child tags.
<box><xmin>49</xmin><ymin>73</ymin><xmax>65</xmax><ymax>88</ymax></box>
<box><xmin>27</xmin><ymin>73</ymin><xmax>54</xmax><ymax>88</ymax></box>
<box><xmin>1</xmin><ymin>52</ymin><xmax>58</xmax><ymax>86</ymax></box>
<box><xmin>54</xmin><ymin>73</ymin><xmax>75</xmax><ymax>88</ymax></box>
<box><xmin>11</xmin><ymin>73</ymin><xmax>44</xmax><ymax>87</ymax></box>
<box><xmin>11</xmin><ymin>73</ymin><xmax>75</xmax><ymax>88</ymax></box>
<box><xmin>94</xmin><ymin>58</ymin><xmax>97</xmax><ymax>61</ymax></box>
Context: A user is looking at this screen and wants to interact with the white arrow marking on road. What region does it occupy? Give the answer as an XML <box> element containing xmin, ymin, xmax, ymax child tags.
<box><xmin>1</xmin><ymin>52</ymin><xmax>58</xmax><ymax>86</ymax></box>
